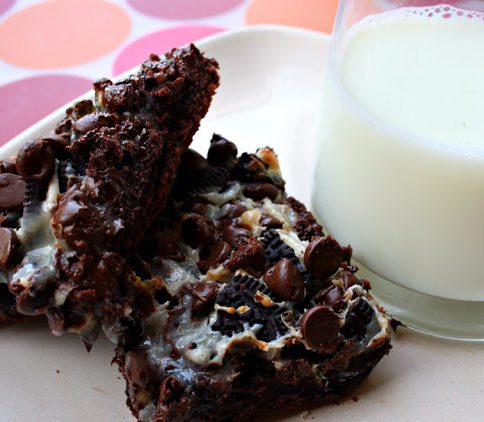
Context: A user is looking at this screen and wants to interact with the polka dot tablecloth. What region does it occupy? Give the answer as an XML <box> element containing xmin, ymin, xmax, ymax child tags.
<box><xmin>0</xmin><ymin>0</ymin><xmax>341</xmax><ymax>147</ymax></box>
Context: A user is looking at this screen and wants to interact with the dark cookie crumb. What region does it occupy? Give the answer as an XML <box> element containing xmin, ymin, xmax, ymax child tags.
<box><xmin>284</xmin><ymin>197</ymin><xmax>323</xmax><ymax>241</ymax></box>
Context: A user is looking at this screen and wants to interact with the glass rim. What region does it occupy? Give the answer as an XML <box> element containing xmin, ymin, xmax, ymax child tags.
<box><xmin>326</xmin><ymin>0</ymin><xmax>484</xmax><ymax>159</ymax></box>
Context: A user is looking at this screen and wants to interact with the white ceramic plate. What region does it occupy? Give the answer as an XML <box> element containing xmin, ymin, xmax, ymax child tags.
<box><xmin>1</xmin><ymin>26</ymin><xmax>483</xmax><ymax>422</ymax></box>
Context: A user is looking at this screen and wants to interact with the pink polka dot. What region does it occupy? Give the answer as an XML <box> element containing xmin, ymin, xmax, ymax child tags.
<box><xmin>113</xmin><ymin>26</ymin><xmax>225</xmax><ymax>76</ymax></box>
<box><xmin>0</xmin><ymin>75</ymin><xmax>92</xmax><ymax>147</ymax></box>
<box><xmin>127</xmin><ymin>0</ymin><xmax>243</xmax><ymax>20</ymax></box>
<box><xmin>0</xmin><ymin>0</ymin><xmax>15</xmax><ymax>16</ymax></box>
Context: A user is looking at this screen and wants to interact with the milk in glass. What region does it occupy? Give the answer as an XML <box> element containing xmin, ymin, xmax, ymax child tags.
<box><xmin>313</xmin><ymin>5</ymin><xmax>484</xmax><ymax>300</ymax></box>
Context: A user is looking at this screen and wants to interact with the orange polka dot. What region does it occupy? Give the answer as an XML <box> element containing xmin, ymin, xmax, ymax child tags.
<box><xmin>245</xmin><ymin>0</ymin><xmax>340</xmax><ymax>33</ymax></box>
<box><xmin>0</xmin><ymin>0</ymin><xmax>130</xmax><ymax>69</ymax></box>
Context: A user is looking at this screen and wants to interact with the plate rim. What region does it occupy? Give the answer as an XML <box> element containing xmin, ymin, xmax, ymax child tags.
<box><xmin>0</xmin><ymin>25</ymin><xmax>330</xmax><ymax>159</ymax></box>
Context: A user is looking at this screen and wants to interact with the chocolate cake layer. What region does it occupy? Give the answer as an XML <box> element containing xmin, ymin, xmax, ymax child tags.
<box><xmin>1</xmin><ymin>45</ymin><xmax>219</xmax><ymax>345</ymax></box>
<box><xmin>115</xmin><ymin>135</ymin><xmax>391</xmax><ymax>421</ymax></box>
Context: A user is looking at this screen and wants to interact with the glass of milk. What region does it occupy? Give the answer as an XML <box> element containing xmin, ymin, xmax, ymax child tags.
<box><xmin>313</xmin><ymin>0</ymin><xmax>484</xmax><ymax>340</ymax></box>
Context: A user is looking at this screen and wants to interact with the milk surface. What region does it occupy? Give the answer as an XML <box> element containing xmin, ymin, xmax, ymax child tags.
<box><xmin>313</xmin><ymin>5</ymin><xmax>484</xmax><ymax>300</ymax></box>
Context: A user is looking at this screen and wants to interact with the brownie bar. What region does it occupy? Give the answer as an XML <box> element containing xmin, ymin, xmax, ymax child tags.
<box><xmin>115</xmin><ymin>135</ymin><xmax>391</xmax><ymax>421</ymax></box>
<box><xmin>2</xmin><ymin>45</ymin><xmax>219</xmax><ymax>345</ymax></box>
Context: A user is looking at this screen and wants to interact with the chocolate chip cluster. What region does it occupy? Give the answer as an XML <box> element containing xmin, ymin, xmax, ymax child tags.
<box><xmin>135</xmin><ymin>135</ymin><xmax>377</xmax><ymax>361</ymax></box>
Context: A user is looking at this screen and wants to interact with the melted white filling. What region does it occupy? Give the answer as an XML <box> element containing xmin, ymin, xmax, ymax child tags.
<box><xmin>12</xmin><ymin>245</ymin><xmax>56</xmax><ymax>289</ymax></box>
<box><xmin>12</xmin><ymin>171</ymin><xmax>60</xmax><ymax>289</ymax></box>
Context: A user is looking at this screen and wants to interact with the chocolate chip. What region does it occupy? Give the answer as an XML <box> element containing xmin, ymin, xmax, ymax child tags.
<box><xmin>0</xmin><ymin>228</ymin><xmax>23</xmax><ymax>270</ymax></box>
<box><xmin>219</xmin><ymin>203</ymin><xmax>247</xmax><ymax>219</ymax></box>
<box><xmin>198</xmin><ymin>240</ymin><xmax>232</xmax><ymax>272</ymax></box>
<box><xmin>184</xmin><ymin>282</ymin><xmax>220</xmax><ymax>315</ymax></box>
<box><xmin>304</xmin><ymin>236</ymin><xmax>345</xmax><ymax>279</ymax></box>
<box><xmin>300</xmin><ymin>305</ymin><xmax>342</xmax><ymax>354</ymax></box>
<box><xmin>243</xmin><ymin>183</ymin><xmax>280</xmax><ymax>201</ymax></box>
<box><xmin>222</xmin><ymin>225</ymin><xmax>251</xmax><ymax>248</ymax></box>
<box><xmin>259</xmin><ymin>212</ymin><xmax>282</xmax><ymax>229</ymax></box>
<box><xmin>313</xmin><ymin>285</ymin><xmax>345</xmax><ymax>311</ymax></box>
<box><xmin>51</xmin><ymin>186</ymin><xmax>93</xmax><ymax>249</ymax></box>
<box><xmin>263</xmin><ymin>258</ymin><xmax>305</xmax><ymax>302</ymax></box>
<box><xmin>207</xmin><ymin>134</ymin><xmax>238</xmax><ymax>166</ymax></box>
<box><xmin>0</xmin><ymin>159</ymin><xmax>17</xmax><ymax>174</ymax></box>
<box><xmin>180</xmin><ymin>149</ymin><xmax>210</xmax><ymax>176</ymax></box>
<box><xmin>186</xmin><ymin>202</ymin><xmax>208</xmax><ymax>215</ymax></box>
<box><xmin>41</xmin><ymin>134</ymin><xmax>70</xmax><ymax>159</ymax></box>
<box><xmin>16</xmin><ymin>139</ymin><xmax>55</xmax><ymax>182</ymax></box>
<box><xmin>0</xmin><ymin>174</ymin><xmax>26</xmax><ymax>210</ymax></box>
<box><xmin>182</xmin><ymin>216</ymin><xmax>215</xmax><ymax>249</ymax></box>
<box><xmin>73</xmin><ymin>112</ymin><xmax>119</xmax><ymax>134</ymax></box>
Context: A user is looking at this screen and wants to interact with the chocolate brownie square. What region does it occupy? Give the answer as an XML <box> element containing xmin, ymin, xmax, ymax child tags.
<box><xmin>114</xmin><ymin>135</ymin><xmax>391</xmax><ymax>421</ymax></box>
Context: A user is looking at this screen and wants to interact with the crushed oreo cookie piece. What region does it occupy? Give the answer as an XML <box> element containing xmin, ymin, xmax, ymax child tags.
<box><xmin>261</xmin><ymin>229</ymin><xmax>299</xmax><ymax>268</ymax></box>
<box><xmin>188</xmin><ymin>166</ymin><xmax>230</xmax><ymax>195</ymax></box>
<box><xmin>212</xmin><ymin>275</ymin><xmax>288</xmax><ymax>342</ymax></box>
<box><xmin>23</xmin><ymin>180</ymin><xmax>47</xmax><ymax>211</ymax></box>
<box><xmin>341</xmin><ymin>298</ymin><xmax>375</xmax><ymax>340</ymax></box>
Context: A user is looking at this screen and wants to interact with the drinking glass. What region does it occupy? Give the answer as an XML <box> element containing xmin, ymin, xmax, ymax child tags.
<box><xmin>312</xmin><ymin>0</ymin><xmax>484</xmax><ymax>340</ymax></box>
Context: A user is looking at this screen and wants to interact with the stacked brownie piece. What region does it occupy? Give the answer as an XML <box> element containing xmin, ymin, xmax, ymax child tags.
<box><xmin>1</xmin><ymin>45</ymin><xmax>219</xmax><ymax>346</ymax></box>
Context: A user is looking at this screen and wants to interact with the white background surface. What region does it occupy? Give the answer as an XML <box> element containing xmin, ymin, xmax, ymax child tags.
<box><xmin>1</xmin><ymin>27</ymin><xmax>483</xmax><ymax>422</ymax></box>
